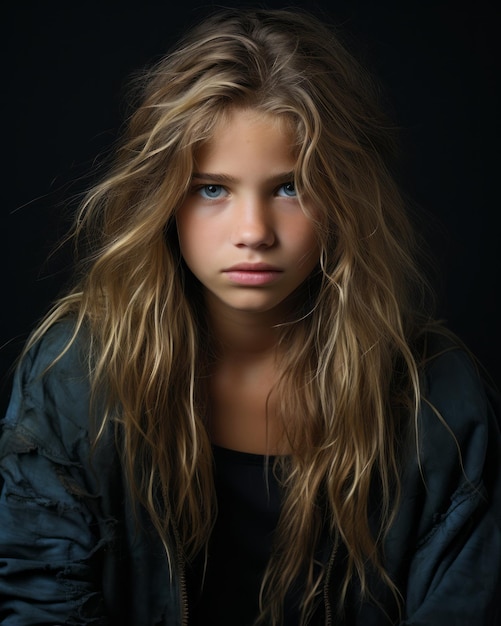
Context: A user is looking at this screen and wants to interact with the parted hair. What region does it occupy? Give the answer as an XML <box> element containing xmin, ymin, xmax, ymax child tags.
<box><xmin>29</xmin><ymin>7</ymin><xmax>438</xmax><ymax>624</ymax></box>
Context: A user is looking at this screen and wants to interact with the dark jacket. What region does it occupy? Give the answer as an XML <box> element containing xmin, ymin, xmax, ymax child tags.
<box><xmin>0</xmin><ymin>321</ymin><xmax>500</xmax><ymax>625</ymax></box>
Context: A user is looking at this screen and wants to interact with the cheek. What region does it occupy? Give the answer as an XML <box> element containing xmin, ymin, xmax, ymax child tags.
<box><xmin>288</xmin><ymin>216</ymin><xmax>320</xmax><ymax>261</ymax></box>
<box><xmin>175</xmin><ymin>210</ymin><xmax>199</xmax><ymax>264</ymax></box>
<box><xmin>302</xmin><ymin>236</ymin><xmax>321</xmax><ymax>271</ymax></box>
<box><xmin>176</xmin><ymin>209</ymin><xmax>222</xmax><ymax>274</ymax></box>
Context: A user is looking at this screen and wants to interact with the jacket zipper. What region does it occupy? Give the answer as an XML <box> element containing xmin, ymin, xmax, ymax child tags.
<box><xmin>323</xmin><ymin>531</ymin><xmax>339</xmax><ymax>626</ymax></box>
<box><xmin>171</xmin><ymin>521</ymin><xmax>189</xmax><ymax>626</ymax></box>
<box><xmin>178</xmin><ymin>554</ymin><xmax>189</xmax><ymax>626</ymax></box>
<box><xmin>174</xmin><ymin>520</ymin><xmax>338</xmax><ymax>626</ymax></box>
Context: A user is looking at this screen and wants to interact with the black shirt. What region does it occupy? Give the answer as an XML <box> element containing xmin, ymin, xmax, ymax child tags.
<box><xmin>187</xmin><ymin>445</ymin><xmax>287</xmax><ymax>625</ymax></box>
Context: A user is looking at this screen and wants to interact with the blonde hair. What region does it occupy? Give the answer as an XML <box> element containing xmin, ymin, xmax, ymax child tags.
<box><xmin>29</xmin><ymin>8</ymin><xmax>437</xmax><ymax>624</ymax></box>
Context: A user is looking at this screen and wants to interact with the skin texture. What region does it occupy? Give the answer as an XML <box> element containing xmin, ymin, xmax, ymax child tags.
<box><xmin>176</xmin><ymin>108</ymin><xmax>320</xmax><ymax>453</ymax></box>
<box><xmin>176</xmin><ymin>108</ymin><xmax>319</xmax><ymax>332</ymax></box>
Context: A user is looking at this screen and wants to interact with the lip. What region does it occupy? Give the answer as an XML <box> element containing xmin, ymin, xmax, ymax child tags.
<box><xmin>223</xmin><ymin>263</ymin><xmax>283</xmax><ymax>272</ymax></box>
<box><xmin>222</xmin><ymin>263</ymin><xmax>283</xmax><ymax>285</ymax></box>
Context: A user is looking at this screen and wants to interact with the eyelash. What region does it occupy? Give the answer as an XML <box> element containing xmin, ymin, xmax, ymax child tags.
<box><xmin>194</xmin><ymin>182</ymin><xmax>297</xmax><ymax>199</ymax></box>
<box><xmin>277</xmin><ymin>182</ymin><xmax>296</xmax><ymax>197</ymax></box>
<box><xmin>196</xmin><ymin>184</ymin><xmax>227</xmax><ymax>199</ymax></box>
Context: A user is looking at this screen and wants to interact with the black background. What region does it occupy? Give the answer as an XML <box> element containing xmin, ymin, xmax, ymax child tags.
<box><xmin>3</xmin><ymin>0</ymin><xmax>499</xmax><ymax>412</ymax></box>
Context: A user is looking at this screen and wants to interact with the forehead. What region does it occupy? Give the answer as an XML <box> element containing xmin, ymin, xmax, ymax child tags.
<box><xmin>193</xmin><ymin>107</ymin><xmax>299</xmax><ymax>168</ymax></box>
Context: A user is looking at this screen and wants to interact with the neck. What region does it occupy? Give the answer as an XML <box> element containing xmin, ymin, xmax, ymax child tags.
<box><xmin>205</xmin><ymin>304</ymin><xmax>287</xmax><ymax>454</ymax></box>
<box><xmin>206</xmin><ymin>302</ymin><xmax>284</xmax><ymax>360</ymax></box>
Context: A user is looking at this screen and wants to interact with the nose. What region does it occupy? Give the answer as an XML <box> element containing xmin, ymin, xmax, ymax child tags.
<box><xmin>231</xmin><ymin>196</ymin><xmax>276</xmax><ymax>249</ymax></box>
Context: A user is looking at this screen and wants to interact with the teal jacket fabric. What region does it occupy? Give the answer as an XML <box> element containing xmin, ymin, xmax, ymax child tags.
<box><xmin>0</xmin><ymin>321</ymin><xmax>500</xmax><ymax>625</ymax></box>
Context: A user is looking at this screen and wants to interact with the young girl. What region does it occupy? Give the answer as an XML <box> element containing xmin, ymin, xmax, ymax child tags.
<box><xmin>1</xmin><ymin>7</ymin><xmax>499</xmax><ymax>626</ymax></box>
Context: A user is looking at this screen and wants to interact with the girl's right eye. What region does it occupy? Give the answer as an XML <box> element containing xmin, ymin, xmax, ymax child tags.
<box><xmin>197</xmin><ymin>184</ymin><xmax>228</xmax><ymax>199</ymax></box>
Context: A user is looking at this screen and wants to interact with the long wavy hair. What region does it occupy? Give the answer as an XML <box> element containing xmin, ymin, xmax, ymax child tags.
<box><xmin>29</xmin><ymin>8</ymin><xmax>438</xmax><ymax>624</ymax></box>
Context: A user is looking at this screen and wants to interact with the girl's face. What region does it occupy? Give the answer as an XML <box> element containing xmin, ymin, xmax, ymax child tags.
<box><xmin>176</xmin><ymin>108</ymin><xmax>319</xmax><ymax>322</ymax></box>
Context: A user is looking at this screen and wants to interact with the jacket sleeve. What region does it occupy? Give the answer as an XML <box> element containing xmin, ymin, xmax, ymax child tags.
<box><xmin>401</xmin><ymin>342</ymin><xmax>501</xmax><ymax>625</ymax></box>
<box><xmin>0</xmin><ymin>325</ymin><xmax>113</xmax><ymax>625</ymax></box>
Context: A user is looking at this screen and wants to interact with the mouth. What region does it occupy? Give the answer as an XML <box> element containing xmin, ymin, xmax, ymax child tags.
<box><xmin>222</xmin><ymin>263</ymin><xmax>283</xmax><ymax>286</ymax></box>
<box><xmin>224</xmin><ymin>263</ymin><xmax>283</xmax><ymax>272</ymax></box>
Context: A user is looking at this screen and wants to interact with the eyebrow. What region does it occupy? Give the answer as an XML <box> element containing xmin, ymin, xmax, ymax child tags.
<box><xmin>191</xmin><ymin>171</ymin><xmax>295</xmax><ymax>185</ymax></box>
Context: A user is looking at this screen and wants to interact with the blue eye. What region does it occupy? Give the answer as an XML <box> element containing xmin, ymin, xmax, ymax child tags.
<box><xmin>198</xmin><ymin>184</ymin><xmax>227</xmax><ymax>199</ymax></box>
<box><xmin>277</xmin><ymin>182</ymin><xmax>296</xmax><ymax>197</ymax></box>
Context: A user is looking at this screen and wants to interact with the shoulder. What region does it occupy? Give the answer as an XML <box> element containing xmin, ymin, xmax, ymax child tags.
<box><xmin>417</xmin><ymin>330</ymin><xmax>498</xmax><ymax>479</ymax></box>
<box><xmin>420</xmin><ymin>330</ymin><xmax>492</xmax><ymax>423</ymax></box>
<box><xmin>1</xmin><ymin>319</ymin><xmax>95</xmax><ymax>462</ymax></box>
<box><xmin>404</xmin><ymin>328</ymin><xmax>501</xmax><ymax>518</ymax></box>
<box><xmin>19</xmin><ymin>318</ymin><xmax>90</xmax><ymax>385</ymax></box>
<box><xmin>383</xmin><ymin>337</ymin><xmax>501</xmax><ymax>623</ymax></box>
<box><xmin>382</xmin><ymin>330</ymin><xmax>501</xmax><ymax>572</ymax></box>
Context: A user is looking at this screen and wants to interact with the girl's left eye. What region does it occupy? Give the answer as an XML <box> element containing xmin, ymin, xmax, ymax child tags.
<box><xmin>197</xmin><ymin>184</ymin><xmax>228</xmax><ymax>199</ymax></box>
<box><xmin>276</xmin><ymin>182</ymin><xmax>297</xmax><ymax>197</ymax></box>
